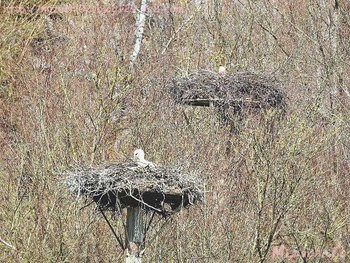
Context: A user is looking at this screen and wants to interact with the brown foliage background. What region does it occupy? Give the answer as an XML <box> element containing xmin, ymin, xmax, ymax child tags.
<box><xmin>0</xmin><ymin>0</ymin><xmax>349</xmax><ymax>262</ymax></box>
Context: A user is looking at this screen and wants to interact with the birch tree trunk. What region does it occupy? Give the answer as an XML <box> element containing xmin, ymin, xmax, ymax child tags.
<box><xmin>329</xmin><ymin>0</ymin><xmax>340</xmax><ymax>113</ymax></box>
<box><xmin>129</xmin><ymin>0</ymin><xmax>148</xmax><ymax>72</ymax></box>
<box><xmin>328</xmin><ymin>0</ymin><xmax>340</xmax><ymax>181</ymax></box>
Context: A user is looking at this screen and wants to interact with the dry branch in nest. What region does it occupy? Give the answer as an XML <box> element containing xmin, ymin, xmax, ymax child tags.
<box><xmin>64</xmin><ymin>162</ymin><xmax>203</xmax><ymax>216</ymax></box>
<box><xmin>168</xmin><ymin>70</ymin><xmax>287</xmax><ymax>122</ymax></box>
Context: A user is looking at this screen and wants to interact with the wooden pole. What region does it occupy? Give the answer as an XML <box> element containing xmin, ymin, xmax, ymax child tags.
<box><xmin>125</xmin><ymin>207</ymin><xmax>144</xmax><ymax>263</ymax></box>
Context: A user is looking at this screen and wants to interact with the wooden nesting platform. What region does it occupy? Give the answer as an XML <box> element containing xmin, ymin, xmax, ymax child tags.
<box><xmin>65</xmin><ymin>162</ymin><xmax>203</xmax><ymax>216</ymax></box>
<box><xmin>168</xmin><ymin>70</ymin><xmax>287</xmax><ymax>115</ymax></box>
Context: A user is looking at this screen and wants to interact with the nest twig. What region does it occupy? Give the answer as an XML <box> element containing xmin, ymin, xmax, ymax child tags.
<box><xmin>64</xmin><ymin>162</ymin><xmax>203</xmax><ymax>216</ymax></box>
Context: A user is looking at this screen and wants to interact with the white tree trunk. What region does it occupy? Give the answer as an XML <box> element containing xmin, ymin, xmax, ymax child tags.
<box><xmin>329</xmin><ymin>0</ymin><xmax>339</xmax><ymax>112</ymax></box>
<box><xmin>129</xmin><ymin>0</ymin><xmax>148</xmax><ymax>71</ymax></box>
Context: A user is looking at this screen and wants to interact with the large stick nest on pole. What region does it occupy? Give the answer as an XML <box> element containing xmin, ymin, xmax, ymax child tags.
<box><xmin>64</xmin><ymin>162</ymin><xmax>203</xmax><ymax>216</ymax></box>
<box><xmin>168</xmin><ymin>70</ymin><xmax>287</xmax><ymax>120</ymax></box>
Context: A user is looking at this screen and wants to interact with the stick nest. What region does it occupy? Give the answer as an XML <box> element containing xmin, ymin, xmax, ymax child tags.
<box><xmin>64</xmin><ymin>162</ymin><xmax>204</xmax><ymax>216</ymax></box>
<box><xmin>168</xmin><ymin>70</ymin><xmax>287</xmax><ymax>118</ymax></box>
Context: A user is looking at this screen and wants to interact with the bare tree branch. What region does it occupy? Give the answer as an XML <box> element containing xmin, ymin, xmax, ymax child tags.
<box><xmin>0</xmin><ymin>237</ymin><xmax>16</xmax><ymax>251</ymax></box>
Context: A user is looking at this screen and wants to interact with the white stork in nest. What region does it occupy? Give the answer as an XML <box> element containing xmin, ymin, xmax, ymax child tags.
<box><xmin>218</xmin><ymin>66</ymin><xmax>226</xmax><ymax>75</ymax></box>
<box><xmin>133</xmin><ymin>149</ymin><xmax>156</xmax><ymax>168</ymax></box>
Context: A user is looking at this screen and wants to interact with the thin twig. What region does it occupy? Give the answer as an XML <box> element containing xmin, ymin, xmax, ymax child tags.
<box><xmin>79</xmin><ymin>200</ymin><xmax>94</xmax><ymax>211</ymax></box>
<box><xmin>161</xmin><ymin>14</ymin><xmax>195</xmax><ymax>55</ymax></box>
<box><xmin>0</xmin><ymin>237</ymin><xmax>16</xmax><ymax>251</ymax></box>
<box><xmin>128</xmin><ymin>192</ymin><xmax>163</xmax><ymax>213</ymax></box>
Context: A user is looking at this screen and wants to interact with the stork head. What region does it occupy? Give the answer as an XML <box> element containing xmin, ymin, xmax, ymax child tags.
<box><xmin>133</xmin><ymin>149</ymin><xmax>145</xmax><ymax>162</ymax></box>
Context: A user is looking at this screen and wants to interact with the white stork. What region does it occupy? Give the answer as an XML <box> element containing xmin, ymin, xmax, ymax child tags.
<box><xmin>218</xmin><ymin>66</ymin><xmax>226</xmax><ymax>75</ymax></box>
<box><xmin>133</xmin><ymin>149</ymin><xmax>156</xmax><ymax>168</ymax></box>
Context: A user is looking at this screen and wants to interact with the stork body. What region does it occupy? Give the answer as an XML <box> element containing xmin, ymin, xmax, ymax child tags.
<box><xmin>218</xmin><ymin>66</ymin><xmax>226</xmax><ymax>75</ymax></box>
<box><xmin>133</xmin><ymin>149</ymin><xmax>156</xmax><ymax>168</ymax></box>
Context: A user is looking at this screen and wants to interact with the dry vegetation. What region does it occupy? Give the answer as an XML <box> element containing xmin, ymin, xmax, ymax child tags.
<box><xmin>0</xmin><ymin>0</ymin><xmax>349</xmax><ymax>262</ymax></box>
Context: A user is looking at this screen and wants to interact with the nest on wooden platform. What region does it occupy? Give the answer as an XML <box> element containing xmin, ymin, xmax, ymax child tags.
<box><xmin>168</xmin><ymin>70</ymin><xmax>287</xmax><ymax>122</ymax></box>
<box><xmin>64</xmin><ymin>162</ymin><xmax>203</xmax><ymax>216</ymax></box>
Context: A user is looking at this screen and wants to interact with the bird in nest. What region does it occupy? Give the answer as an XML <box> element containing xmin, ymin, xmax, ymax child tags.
<box><xmin>133</xmin><ymin>149</ymin><xmax>156</xmax><ymax>168</ymax></box>
<box><xmin>218</xmin><ymin>66</ymin><xmax>226</xmax><ymax>75</ymax></box>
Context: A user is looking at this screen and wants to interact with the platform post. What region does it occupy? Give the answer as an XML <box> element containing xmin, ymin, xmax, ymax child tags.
<box><xmin>125</xmin><ymin>207</ymin><xmax>144</xmax><ymax>263</ymax></box>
